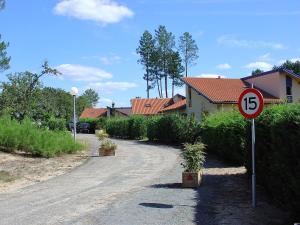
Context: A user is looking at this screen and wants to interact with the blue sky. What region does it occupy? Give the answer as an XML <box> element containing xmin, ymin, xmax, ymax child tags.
<box><xmin>0</xmin><ymin>0</ymin><xmax>299</xmax><ymax>107</ymax></box>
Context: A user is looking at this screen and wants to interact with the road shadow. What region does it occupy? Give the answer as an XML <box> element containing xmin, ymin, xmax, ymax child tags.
<box><xmin>139</xmin><ymin>202</ymin><xmax>174</xmax><ymax>209</ymax></box>
<box><xmin>194</xmin><ymin>163</ymin><xmax>291</xmax><ymax>225</ymax></box>
<box><xmin>148</xmin><ymin>183</ymin><xmax>182</xmax><ymax>189</ymax></box>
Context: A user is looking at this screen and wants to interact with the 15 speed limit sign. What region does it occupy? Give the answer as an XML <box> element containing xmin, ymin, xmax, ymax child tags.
<box><xmin>238</xmin><ymin>87</ymin><xmax>264</xmax><ymax>208</ymax></box>
<box><xmin>238</xmin><ymin>88</ymin><xmax>264</xmax><ymax>119</ymax></box>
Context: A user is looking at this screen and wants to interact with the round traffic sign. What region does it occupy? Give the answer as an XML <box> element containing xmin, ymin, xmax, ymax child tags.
<box><xmin>238</xmin><ymin>88</ymin><xmax>264</xmax><ymax>119</ymax></box>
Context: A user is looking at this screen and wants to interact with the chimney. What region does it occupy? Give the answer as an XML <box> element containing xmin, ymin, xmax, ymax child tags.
<box><xmin>217</xmin><ymin>76</ymin><xmax>221</xmax><ymax>79</ymax></box>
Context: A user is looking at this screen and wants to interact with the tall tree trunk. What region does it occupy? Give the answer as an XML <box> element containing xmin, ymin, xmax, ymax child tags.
<box><xmin>172</xmin><ymin>78</ymin><xmax>174</xmax><ymax>98</ymax></box>
<box><xmin>185</xmin><ymin>60</ymin><xmax>188</xmax><ymax>77</ymax></box>
<box><xmin>159</xmin><ymin>77</ymin><xmax>163</xmax><ymax>98</ymax></box>
<box><xmin>185</xmin><ymin>44</ymin><xmax>188</xmax><ymax>77</ymax></box>
<box><xmin>165</xmin><ymin>74</ymin><xmax>168</xmax><ymax>98</ymax></box>
<box><xmin>156</xmin><ymin>79</ymin><xmax>161</xmax><ymax>98</ymax></box>
<box><xmin>146</xmin><ymin>69</ymin><xmax>149</xmax><ymax>99</ymax></box>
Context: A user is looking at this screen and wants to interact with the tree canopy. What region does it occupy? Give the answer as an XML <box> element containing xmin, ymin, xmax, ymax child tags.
<box><xmin>178</xmin><ymin>32</ymin><xmax>199</xmax><ymax>77</ymax></box>
<box><xmin>137</xmin><ymin>25</ymin><xmax>192</xmax><ymax>98</ymax></box>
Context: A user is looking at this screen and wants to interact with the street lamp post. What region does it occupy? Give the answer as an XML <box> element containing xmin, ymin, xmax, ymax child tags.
<box><xmin>70</xmin><ymin>87</ymin><xmax>79</xmax><ymax>141</ymax></box>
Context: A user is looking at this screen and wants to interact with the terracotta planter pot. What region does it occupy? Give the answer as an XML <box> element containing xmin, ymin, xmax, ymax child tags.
<box><xmin>99</xmin><ymin>148</ymin><xmax>115</xmax><ymax>156</ymax></box>
<box><xmin>182</xmin><ymin>171</ymin><xmax>202</xmax><ymax>188</ymax></box>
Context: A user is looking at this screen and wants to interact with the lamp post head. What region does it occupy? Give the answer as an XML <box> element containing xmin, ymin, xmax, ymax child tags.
<box><xmin>70</xmin><ymin>87</ymin><xmax>79</xmax><ymax>96</ymax></box>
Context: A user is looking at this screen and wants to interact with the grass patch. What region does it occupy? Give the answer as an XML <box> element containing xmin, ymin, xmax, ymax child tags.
<box><xmin>0</xmin><ymin>115</ymin><xmax>84</xmax><ymax>158</ymax></box>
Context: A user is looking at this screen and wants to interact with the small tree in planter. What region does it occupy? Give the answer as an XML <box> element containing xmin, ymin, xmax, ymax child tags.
<box><xmin>181</xmin><ymin>142</ymin><xmax>206</xmax><ymax>188</ymax></box>
<box><xmin>96</xmin><ymin>129</ymin><xmax>109</xmax><ymax>141</ymax></box>
<box><xmin>99</xmin><ymin>139</ymin><xmax>117</xmax><ymax>156</ymax></box>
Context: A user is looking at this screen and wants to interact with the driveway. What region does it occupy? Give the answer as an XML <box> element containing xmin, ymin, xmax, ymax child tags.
<box><xmin>0</xmin><ymin>134</ymin><xmax>289</xmax><ymax>225</ymax></box>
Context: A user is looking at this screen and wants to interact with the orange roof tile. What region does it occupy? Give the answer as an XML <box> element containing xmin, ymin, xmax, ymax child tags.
<box><xmin>80</xmin><ymin>108</ymin><xmax>107</xmax><ymax>118</ymax></box>
<box><xmin>131</xmin><ymin>98</ymin><xmax>172</xmax><ymax>115</ymax></box>
<box><xmin>159</xmin><ymin>99</ymin><xmax>186</xmax><ymax>112</ymax></box>
<box><xmin>182</xmin><ymin>77</ymin><xmax>281</xmax><ymax>104</ymax></box>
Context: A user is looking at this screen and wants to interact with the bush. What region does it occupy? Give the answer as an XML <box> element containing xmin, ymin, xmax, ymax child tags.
<box><xmin>181</xmin><ymin>142</ymin><xmax>206</xmax><ymax>172</ymax></box>
<box><xmin>106</xmin><ymin>116</ymin><xmax>147</xmax><ymax>139</ymax></box>
<box><xmin>96</xmin><ymin>129</ymin><xmax>109</xmax><ymax>140</ymax></box>
<box><xmin>146</xmin><ymin>114</ymin><xmax>200</xmax><ymax>143</ymax></box>
<box><xmin>201</xmin><ymin>110</ymin><xmax>247</xmax><ymax>165</ymax></box>
<box><xmin>128</xmin><ymin>115</ymin><xmax>147</xmax><ymax>139</ymax></box>
<box><xmin>101</xmin><ymin>139</ymin><xmax>117</xmax><ymax>151</ymax></box>
<box><xmin>245</xmin><ymin>104</ymin><xmax>300</xmax><ymax>217</ymax></box>
<box><xmin>0</xmin><ymin>115</ymin><xmax>84</xmax><ymax>157</ymax></box>
<box><xmin>46</xmin><ymin>116</ymin><xmax>66</xmax><ymax>131</ymax></box>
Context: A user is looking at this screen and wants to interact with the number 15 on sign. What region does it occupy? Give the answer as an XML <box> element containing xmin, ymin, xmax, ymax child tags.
<box><xmin>238</xmin><ymin>86</ymin><xmax>264</xmax><ymax>208</ymax></box>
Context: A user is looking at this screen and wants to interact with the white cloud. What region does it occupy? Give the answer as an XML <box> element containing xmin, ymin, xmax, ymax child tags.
<box><xmin>216</xmin><ymin>63</ymin><xmax>231</xmax><ymax>69</ymax></box>
<box><xmin>217</xmin><ymin>35</ymin><xmax>285</xmax><ymax>49</ymax></box>
<box><xmin>88</xmin><ymin>81</ymin><xmax>138</xmax><ymax>93</ymax></box>
<box><xmin>258</xmin><ymin>53</ymin><xmax>272</xmax><ymax>61</ymax></box>
<box><xmin>99</xmin><ymin>55</ymin><xmax>121</xmax><ymax>65</ymax></box>
<box><xmin>195</xmin><ymin>74</ymin><xmax>226</xmax><ymax>78</ymax></box>
<box><xmin>54</xmin><ymin>0</ymin><xmax>134</xmax><ymax>24</ymax></box>
<box><xmin>56</xmin><ymin>64</ymin><xmax>112</xmax><ymax>81</ymax></box>
<box><xmin>244</xmin><ymin>61</ymin><xmax>273</xmax><ymax>71</ymax></box>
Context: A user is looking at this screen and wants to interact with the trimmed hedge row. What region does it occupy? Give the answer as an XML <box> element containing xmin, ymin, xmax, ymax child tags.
<box><xmin>245</xmin><ymin>104</ymin><xmax>300</xmax><ymax>217</ymax></box>
<box><xmin>105</xmin><ymin>114</ymin><xmax>200</xmax><ymax>143</ymax></box>
<box><xmin>201</xmin><ymin>110</ymin><xmax>247</xmax><ymax>165</ymax></box>
<box><xmin>201</xmin><ymin>104</ymin><xmax>300</xmax><ymax>218</ymax></box>
<box><xmin>105</xmin><ymin>116</ymin><xmax>147</xmax><ymax>139</ymax></box>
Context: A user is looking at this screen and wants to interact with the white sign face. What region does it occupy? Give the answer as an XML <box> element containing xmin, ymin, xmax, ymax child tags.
<box><xmin>238</xmin><ymin>88</ymin><xmax>264</xmax><ymax>119</ymax></box>
<box><xmin>241</xmin><ymin>92</ymin><xmax>260</xmax><ymax>114</ymax></box>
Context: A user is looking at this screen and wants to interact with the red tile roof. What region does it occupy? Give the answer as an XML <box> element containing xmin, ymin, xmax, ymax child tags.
<box><xmin>80</xmin><ymin>108</ymin><xmax>107</xmax><ymax>118</ymax></box>
<box><xmin>182</xmin><ymin>77</ymin><xmax>281</xmax><ymax>104</ymax></box>
<box><xmin>159</xmin><ymin>99</ymin><xmax>186</xmax><ymax>112</ymax></box>
<box><xmin>131</xmin><ymin>98</ymin><xmax>172</xmax><ymax>115</ymax></box>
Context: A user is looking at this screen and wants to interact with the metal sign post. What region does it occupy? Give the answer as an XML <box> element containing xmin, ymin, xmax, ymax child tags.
<box><xmin>251</xmin><ymin>118</ymin><xmax>256</xmax><ymax>207</ymax></box>
<box><xmin>238</xmin><ymin>85</ymin><xmax>264</xmax><ymax>208</ymax></box>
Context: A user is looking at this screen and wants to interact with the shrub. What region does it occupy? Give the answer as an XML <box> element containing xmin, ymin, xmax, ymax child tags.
<box><xmin>181</xmin><ymin>142</ymin><xmax>206</xmax><ymax>172</ymax></box>
<box><xmin>106</xmin><ymin>116</ymin><xmax>147</xmax><ymax>139</ymax></box>
<box><xmin>201</xmin><ymin>110</ymin><xmax>247</xmax><ymax>165</ymax></box>
<box><xmin>0</xmin><ymin>115</ymin><xmax>84</xmax><ymax>157</ymax></box>
<box><xmin>146</xmin><ymin>116</ymin><xmax>162</xmax><ymax>141</ymax></box>
<box><xmin>146</xmin><ymin>114</ymin><xmax>200</xmax><ymax>143</ymax></box>
<box><xmin>46</xmin><ymin>116</ymin><xmax>66</xmax><ymax>131</ymax></box>
<box><xmin>128</xmin><ymin>115</ymin><xmax>147</xmax><ymax>139</ymax></box>
<box><xmin>96</xmin><ymin>129</ymin><xmax>109</xmax><ymax>140</ymax></box>
<box><xmin>245</xmin><ymin>104</ymin><xmax>300</xmax><ymax>217</ymax></box>
<box><xmin>100</xmin><ymin>139</ymin><xmax>117</xmax><ymax>151</ymax></box>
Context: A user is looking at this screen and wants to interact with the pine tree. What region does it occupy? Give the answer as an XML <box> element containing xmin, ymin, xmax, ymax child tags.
<box><xmin>179</xmin><ymin>32</ymin><xmax>199</xmax><ymax>77</ymax></box>
<box><xmin>155</xmin><ymin>25</ymin><xmax>175</xmax><ymax>98</ymax></box>
<box><xmin>136</xmin><ymin>30</ymin><xmax>155</xmax><ymax>98</ymax></box>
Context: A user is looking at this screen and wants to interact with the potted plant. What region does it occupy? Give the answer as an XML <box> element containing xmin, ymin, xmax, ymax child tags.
<box><xmin>181</xmin><ymin>142</ymin><xmax>206</xmax><ymax>188</ymax></box>
<box><xmin>96</xmin><ymin>129</ymin><xmax>109</xmax><ymax>141</ymax></box>
<box><xmin>99</xmin><ymin>139</ymin><xmax>117</xmax><ymax>156</ymax></box>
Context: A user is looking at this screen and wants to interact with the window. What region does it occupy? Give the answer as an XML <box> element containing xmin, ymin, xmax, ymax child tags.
<box><xmin>286</xmin><ymin>76</ymin><xmax>292</xmax><ymax>96</ymax></box>
<box><xmin>188</xmin><ymin>87</ymin><xmax>192</xmax><ymax>107</ymax></box>
<box><xmin>145</xmin><ymin>103</ymin><xmax>151</xmax><ymax>107</ymax></box>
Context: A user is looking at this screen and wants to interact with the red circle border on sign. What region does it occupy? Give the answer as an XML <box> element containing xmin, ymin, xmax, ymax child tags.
<box><xmin>238</xmin><ymin>88</ymin><xmax>264</xmax><ymax>119</ymax></box>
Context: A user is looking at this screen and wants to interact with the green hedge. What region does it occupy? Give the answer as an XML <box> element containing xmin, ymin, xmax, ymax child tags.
<box><xmin>0</xmin><ymin>115</ymin><xmax>84</xmax><ymax>157</ymax></box>
<box><xmin>79</xmin><ymin>117</ymin><xmax>107</xmax><ymax>130</ymax></box>
<box><xmin>201</xmin><ymin>110</ymin><xmax>247</xmax><ymax>165</ymax></box>
<box><xmin>147</xmin><ymin>114</ymin><xmax>200</xmax><ymax>143</ymax></box>
<box><xmin>105</xmin><ymin>114</ymin><xmax>200</xmax><ymax>143</ymax></box>
<box><xmin>245</xmin><ymin>104</ymin><xmax>300</xmax><ymax>217</ymax></box>
<box><xmin>106</xmin><ymin>116</ymin><xmax>147</xmax><ymax>139</ymax></box>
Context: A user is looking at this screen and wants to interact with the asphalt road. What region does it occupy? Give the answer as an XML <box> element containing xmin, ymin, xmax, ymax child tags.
<box><xmin>0</xmin><ymin>134</ymin><xmax>289</xmax><ymax>225</ymax></box>
<box><xmin>0</xmin><ymin>134</ymin><xmax>187</xmax><ymax>225</ymax></box>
